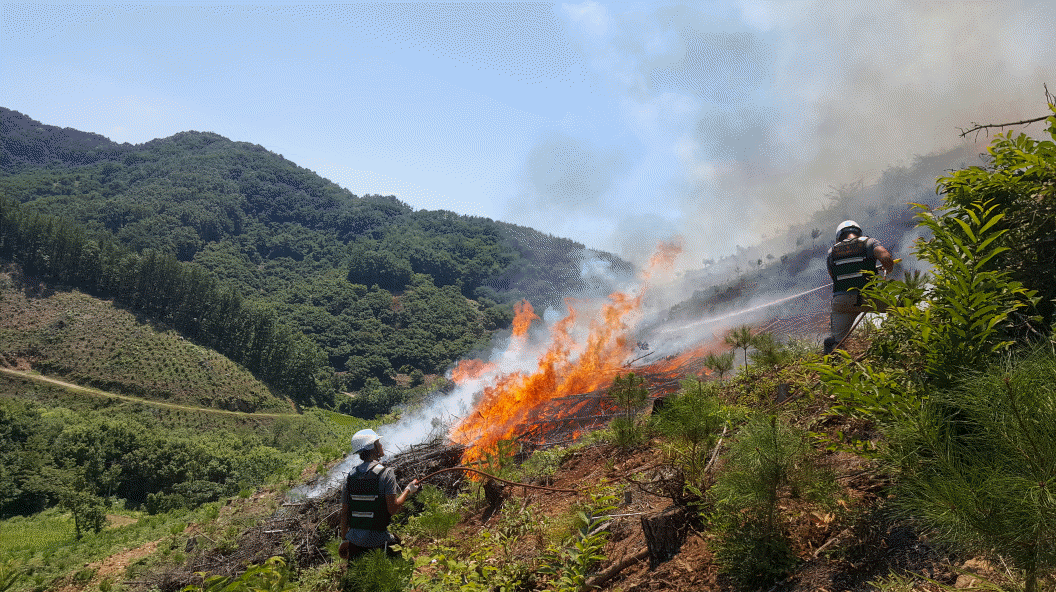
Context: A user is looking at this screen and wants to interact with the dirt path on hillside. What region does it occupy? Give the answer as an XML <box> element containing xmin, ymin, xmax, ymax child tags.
<box><xmin>0</xmin><ymin>367</ymin><xmax>296</xmax><ymax>418</ymax></box>
<box><xmin>53</xmin><ymin>537</ymin><xmax>163</xmax><ymax>592</ymax></box>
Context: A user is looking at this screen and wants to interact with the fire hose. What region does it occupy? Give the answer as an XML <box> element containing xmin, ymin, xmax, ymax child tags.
<box><xmin>336</xmin><ymin>466</ymin><xmax>588</xmax><ymax>560</ymax></box>
<box><xmin>415</xmin><ymin>465</ymin><xmax>588</xmax><ymax>494</ymax></box>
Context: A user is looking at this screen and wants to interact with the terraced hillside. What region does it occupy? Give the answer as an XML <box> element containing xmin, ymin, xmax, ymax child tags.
<box><xmin>0</xmin><ymin>264</ymin><xmax>290</xmax><ymax>414</ymax></box>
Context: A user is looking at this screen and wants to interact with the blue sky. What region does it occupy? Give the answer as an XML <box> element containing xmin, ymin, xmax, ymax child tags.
<box><xmin>2</xmin><ymin>1</ymin><xmax>1054</xmax><ymax>268</ymax></box>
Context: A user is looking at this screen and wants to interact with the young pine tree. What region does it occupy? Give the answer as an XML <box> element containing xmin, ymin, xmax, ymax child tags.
<box><xmin>709</xmin><ymin>414</ymin><xmax>830</xmax><ymax>590</ymax></box>
<box><xmin>724</xmin><ymin>325</ymin><xmax>754</xmax><ymax>373</ymax></box>
<box><xmin>889</xmin><ymin>348</ymin><xmax>1056</xmax><ymax>592</ymax></box>
<box><xmin>609</xmin><ymin>373</ymin><xmax>649</xmax><ymax>450</ymax></box>
<box><xmin>704</xmin><ymin>351</ymin><xmax>736</xmax><ymax>380</ymax></box>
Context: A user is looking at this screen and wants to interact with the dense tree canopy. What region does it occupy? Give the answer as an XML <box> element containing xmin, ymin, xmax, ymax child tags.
<box><xmin>0</xmin><ymin>107</ymin><xmax>633</xmax><ymax>396</ymax></box>
<box><xmin>0</xmin><ymin>399</ymin><xmax>340</xmax><ymax>518</ymax></box>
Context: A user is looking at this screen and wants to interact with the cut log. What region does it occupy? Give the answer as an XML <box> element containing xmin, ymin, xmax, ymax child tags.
<box><xmin>583</xmin><ymin>547</ymin><xmax>649</xmax><ymax>590</ymax></box>
<box><xmin>640</xmin><ymin>505</ymin><xmax>691</xmax><ymax>569</ymax></box>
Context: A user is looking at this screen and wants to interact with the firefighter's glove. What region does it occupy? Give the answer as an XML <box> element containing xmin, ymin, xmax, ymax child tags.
<box><xmin>404</xmin><ymin>479</ymin><xmax>421</xmax><ymax>496</ymax></box>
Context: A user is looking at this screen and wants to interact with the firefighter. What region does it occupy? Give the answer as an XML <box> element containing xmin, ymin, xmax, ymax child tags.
<box><xmin>339</xmin><ymin>428</ymin><xmax>420</xmax><ymax>562</ymax></box>
<box><xmin>824</xmin><ymin>220</ymin><xmax>894</xmax><ymax>354</ymax></box>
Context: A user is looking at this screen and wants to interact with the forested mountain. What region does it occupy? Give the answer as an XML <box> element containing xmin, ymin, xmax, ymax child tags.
<box><xmin>0</xmin><ymin>107</ymin><xmax>633</xmax><ymax>404</ymax></box>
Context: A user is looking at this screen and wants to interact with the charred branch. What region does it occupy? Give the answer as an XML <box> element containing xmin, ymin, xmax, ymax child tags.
<box><xmin>959</xmin><ymin>87</ymin><xmax>1055</xmax><ymax>139</ymax></box>
<box><xmin>959</xmin><ymin>114</ymin><xmax>1053</xmax><ymax>138</ymax></box>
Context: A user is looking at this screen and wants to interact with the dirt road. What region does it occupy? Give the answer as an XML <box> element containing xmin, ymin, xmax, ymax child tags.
<box><xmin>0</xmin><ymin>366</ymin><xmax>296</xmax><ymax>418</ymax></box>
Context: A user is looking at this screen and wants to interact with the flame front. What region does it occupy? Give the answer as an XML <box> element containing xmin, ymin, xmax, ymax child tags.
<box><xmin>449</xmin><ymin>293</ymin><xmax>640</xmax><ymax>463</ymax></box>
<box><xmin>449</xmin><ymin>241</ymin><xmax>683</xmax><ymax>464</ymax></box>
<box><xmin>511</xmin><ymin>300</ymin><xmax>540</xmax><ymax>338</ymax></box>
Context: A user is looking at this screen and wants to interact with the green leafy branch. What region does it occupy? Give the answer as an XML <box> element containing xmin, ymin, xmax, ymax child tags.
<box><xmin>182</xmin><ymin>556</ymin><xmax>295</xmax><ymax>592</ymax></box>
<box><xmin>539</xmin><ymin>491</ymin><xmax>617</xmax><ymax>592</ymax></box>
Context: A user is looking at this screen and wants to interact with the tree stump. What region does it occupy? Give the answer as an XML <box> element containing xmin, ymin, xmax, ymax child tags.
<box><xmin>640</xmin><ymin>505</ymin><xmax>690</xmax><ymax>569</ymax></box>
<box><xmin>775</xmin><ymin>382</ymin><xmax>791</xmax><ymax>404</ymax></box>
<box><xmin>482</xmin><ymin>478</ymin><xmax>506</xmax><ymax>520</ymax></box>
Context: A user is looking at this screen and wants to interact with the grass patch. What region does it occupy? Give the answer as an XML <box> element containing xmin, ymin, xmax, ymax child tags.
<box><xmin>1</xmin><ymin>505</ymin><xmax>210</xmax><ymax>591</ymax></box>
<box><xmin>0</xmin><ymin>508</ymin><xmax>75</xmax><ymax>554</ymax></box>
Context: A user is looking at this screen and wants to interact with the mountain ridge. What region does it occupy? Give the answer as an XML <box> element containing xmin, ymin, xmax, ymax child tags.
<box><xmin>0</xmin><ymin>106</ymin><xmax>634</xmax><ymax>404</ymax></box>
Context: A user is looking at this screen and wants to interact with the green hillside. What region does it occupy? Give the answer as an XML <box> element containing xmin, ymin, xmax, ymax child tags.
<box><xmin>0</xmin><ymin>264</ymin><xmax>288</xmax><ymax>414</ymax></box>
<box><xmin>0</xmin><ymin>107</ymin><xmax>633</xmax><ymax>403</ymax></box>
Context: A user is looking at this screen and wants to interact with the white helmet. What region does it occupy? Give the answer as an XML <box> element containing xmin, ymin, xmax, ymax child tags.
<box><xmin>836</xmin><ymin>220</ymin><xmax>862</xmax><ymax>241</ymax></box>
<box><xmin>350</xmin><ymin>428</ymin><xmax>381</xmax><ymax>454</ymax></box>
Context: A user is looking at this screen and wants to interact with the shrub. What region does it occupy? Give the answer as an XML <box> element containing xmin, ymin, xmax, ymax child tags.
<box><xmin>341</xmin><ymin>549</ymin><xmax>413</xmax><ymax>592</ymax></box>
<box><xmin>866</xmin><ymin>200</ymin><xmax>1038</xmax><ymax>387</ymax></box>
<box><xmin>407</xmin><ymin>484</ymin><xmax>460</xmax><ymax>540</ymax></box>
<box><xmin>888</xmin><ymin>347</ymin><xmax>1056</xmax><ymax>592</ymax></box>
<box><xmin>748</xmin><ymin>332</ymin><xmax>790</xmax><ymax>368</ymax></box>
<box><xmin>938</xmin><ymin>108</ymin><xmax>1056</xmax><ymax>325</ymax></box>
<box><xmin>0</xmin><ymin>558</ymin><xmax>24</xmax><ymax>592</ymax></box>
<box><xmin>709</xmin><ymin>414</ymin><xmax>825</xmax><ymax>590</ymax></box>
<box><xmin>518</xmin><ymin>445</ymin><xmax>568</xmax><ymax>484</ymax></box>
<box><xmin>654</xmin><ymin>380</ymin><xmax>725</xmax><ymax>489</ymax></box>
<box><xmin>816</xmin><ymin>198</ymin><xmax>1040</xmax><ymax>442</ymax></box>
<box><xmin>609</xmin><ymin>416</ymin><xmax>646</xmax><ymax>450</ymax></box>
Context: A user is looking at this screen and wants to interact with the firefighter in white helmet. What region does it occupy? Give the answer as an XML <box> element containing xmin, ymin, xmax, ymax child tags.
<box><xmin>339</xmin><ymin>428</ymin><xmax>420</xmax><ymax>562</ymax></box>
<box><xmin>824</xmin><ymin>220</ymin><xmax>895</xmax><ymax>354</ymax></box>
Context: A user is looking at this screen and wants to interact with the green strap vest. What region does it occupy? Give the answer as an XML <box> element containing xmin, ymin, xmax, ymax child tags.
<box><xmin>828</xmin><ymin>236</ymin><xmax>877</xmax><ymax>293</ymax></box>
<box><xmin>345</xmin><ymin>463</ymin><xmax>391</xmax><ymax>532</ymax></box>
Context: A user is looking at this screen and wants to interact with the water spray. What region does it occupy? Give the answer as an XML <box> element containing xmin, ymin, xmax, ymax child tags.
<box><xmin>654</xmin><ymin>283</ymin><xmax>833</xmax><ymax>336</ymax></box>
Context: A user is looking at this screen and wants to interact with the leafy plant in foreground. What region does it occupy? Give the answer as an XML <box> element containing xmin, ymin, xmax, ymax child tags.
<box><xmin>939</xmin><ymin>106</ymin><xmax>1056</xmax><ymax>325</ymax></box>
<box><xmin>183</xmin><ymin>556</ymin><xmax>295</xmax><ymax>592</ymax></box>
<box><xmin>815</xmin><ymin>199</ymin><xmax>1039</xmax><ymax>436</ymax></box>
<box><xmin>540</xmin><ymin>491</ymin><xmax>617</xmax><ymax>592</ymax></box>
<box><xmin>870</xmin><ymin>200</ymin><xmax>1038</xmax><ymax>387</ymax></box>
<box><xmin>0</xmin><ymin>558</ymin><xmax>23</xmax><ymax>592</ymax></box>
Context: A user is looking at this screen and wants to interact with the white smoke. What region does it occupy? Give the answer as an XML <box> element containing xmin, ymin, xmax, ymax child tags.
<box><xmin>289</xmin><ymin>309</ymin><xmax>589</xmax><ymax>499</ymax></box>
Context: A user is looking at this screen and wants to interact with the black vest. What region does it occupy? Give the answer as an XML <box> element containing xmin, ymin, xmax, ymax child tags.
<box><xmin>346</xmin><ymin>463</ymin><xmax>391</xmax><ymax>532</ymax></box>
<box><xmin>827</xmin><ymin>236</ymin><xmax>877</xmax><ymax>293</ymax></box>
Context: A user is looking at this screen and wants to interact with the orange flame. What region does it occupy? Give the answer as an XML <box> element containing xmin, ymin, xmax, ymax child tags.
<box><xmin>450</xmin><ymin>242</ymin><xmax>682</xmax><ymax>464</ymax></box>
<box><xmin>450</xmin><ymin>300</ymin><xmax>538</xmax><ymax>385</ymax></box>
<box><xmin>450</xmin><ymin>293</ymin><xmax>639</xmax><ymax>464</ymax></box>
<box><xmin>511</xmin><ymin>300</ymin><xmax>540</xmax><ymax>338</ymax></box>
<box><xmin>450</xmin><ymin>359</ymin><xmax>494</xmax><ymax>384</ymax></box>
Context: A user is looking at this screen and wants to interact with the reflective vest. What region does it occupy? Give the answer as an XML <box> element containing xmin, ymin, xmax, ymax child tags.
<box><xmin>827</xmin><ymin>236</ymin><xmax>878</xmax><ymax>293</ymax></box>
<box><xmin>346</xmin><ymin>463</ymin><xmax>391</xmax><ymax>532</ymax></box>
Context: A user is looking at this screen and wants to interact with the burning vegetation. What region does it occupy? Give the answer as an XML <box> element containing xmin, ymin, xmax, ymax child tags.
<box><xmin>449</xmin><ymin>241</ymin><xmax>694</xmax><ymax>464</ymax></box>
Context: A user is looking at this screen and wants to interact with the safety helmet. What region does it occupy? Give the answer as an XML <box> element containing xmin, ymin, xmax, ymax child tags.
<box><xmin>835</xmin><ymin>220</ymin><xmax>862</xmax><ymax>241</ymax></box>
<box><xmin>350</xmin><ymin>428</ymin><xmax>381</xmax><ymax>454</ymax></box>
